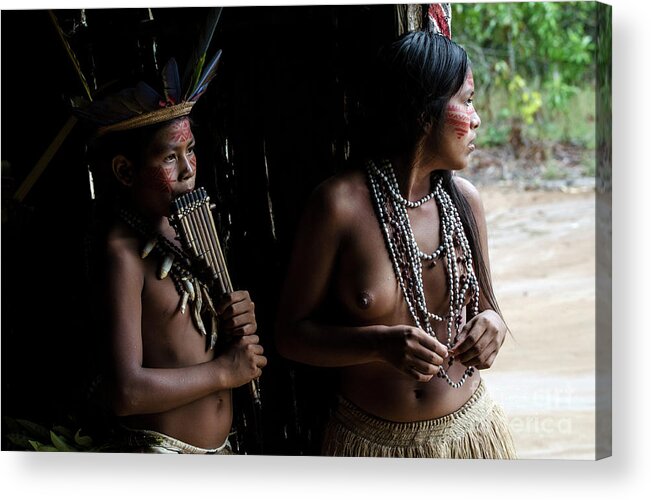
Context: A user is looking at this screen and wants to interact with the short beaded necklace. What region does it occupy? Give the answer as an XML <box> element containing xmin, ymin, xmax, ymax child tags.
<box><xmin>117</xmin><ymin>206</ymin><xmax>220</xmax><ymax>350</ymax></box>
<box><xmin>366</xmin><ymin>159</ymin><xmax>479</xmax><ymax>388</ymax></box>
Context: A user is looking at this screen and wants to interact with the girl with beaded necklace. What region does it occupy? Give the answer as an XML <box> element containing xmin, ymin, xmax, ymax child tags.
<box><xmin>275</xmin><ymin>31</ymin><xmax>516</xmax><ymax>458</ymax></box>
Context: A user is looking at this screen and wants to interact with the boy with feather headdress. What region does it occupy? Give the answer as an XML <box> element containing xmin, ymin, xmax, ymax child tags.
<box><xmin>76</xmin><ymin>12</ymin><xmax>266</xmax><ymax>454</ymax></box>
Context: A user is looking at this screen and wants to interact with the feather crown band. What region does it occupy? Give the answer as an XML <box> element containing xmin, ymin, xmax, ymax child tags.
<box><xmin>75</xmin><ymin>52</ymin><xmax>222</xmax><ymax>137</ymax></box>
<box><xmin>75</xmin><ymin>7</ymin><xmax>224</xmax><ymax>137</ymax></box>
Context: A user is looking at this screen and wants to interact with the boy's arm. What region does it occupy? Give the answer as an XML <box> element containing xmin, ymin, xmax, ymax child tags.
<box><xmin>104</xmin><ymin>238</ymin><xmax>265</xmax><ymax>417</ymax></box>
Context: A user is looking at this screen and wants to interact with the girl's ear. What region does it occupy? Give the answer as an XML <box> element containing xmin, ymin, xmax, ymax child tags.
<box><xmin>417</xmin><ymin>112</ymin><xmax>432</xmax><ymax>134</ymax></box>
<box><xmin>112</xmin><ymin>155</ymin><xmax>135</xmax><ymax>187</ymax></box>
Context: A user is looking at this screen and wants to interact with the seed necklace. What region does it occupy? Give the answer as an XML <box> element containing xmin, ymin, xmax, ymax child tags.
<box><xmin>366</xmin><ymin>159</ymin><xmax>479</xmax><ymax>387</ymax></box>
<box><xmin>117</xmin><ymin>207</ymin><xmax>220</xmax><ymax>350</ymax></box>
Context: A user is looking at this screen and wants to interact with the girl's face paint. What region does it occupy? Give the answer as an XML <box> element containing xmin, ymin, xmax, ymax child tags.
<box><xmin>445</xmin><ymin>103</ymin><xmax>473</xmax><ymax>139</ymax></box>
<box><xmin>426</xmin><ymin>69</ymin><xmax>481</xmax><ymax>171</ymax></box>
<box><xmin>466</xmin><ymin>71</ymin><xmax>474</xmax><ymax>89</ymax></box>
<box><xmin>444</xmin><ymin>72</ymin><xmax>478</xmax><ymax>140</ymax></box>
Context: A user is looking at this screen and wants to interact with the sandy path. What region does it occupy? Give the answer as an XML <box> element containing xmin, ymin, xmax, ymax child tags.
<box><xmin>477</xmin><ymin>186</ymin><xmax>596</xmax><ymax>459</ymax></box>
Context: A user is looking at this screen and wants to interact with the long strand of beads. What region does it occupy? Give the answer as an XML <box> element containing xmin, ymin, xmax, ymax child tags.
<box><xmin>419</xmin><ymin>244</ymin><xmax>445</xmax><ymax>261</ymax></box>
<box><xmin>366</xmin><ymin>160</ymin><xmax>479</xmax><ymax>388</ymax></box>
<box><xmin>369</xmin><ymin>161</ymin><xmax>437</xmax><ymax>208</ymax></box>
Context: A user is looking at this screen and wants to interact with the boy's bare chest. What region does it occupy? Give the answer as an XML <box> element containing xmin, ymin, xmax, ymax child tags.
<box><xmin>140</xmin><ymin>258</ymin><xmax>214</xmax><ymax>365</ymax></box>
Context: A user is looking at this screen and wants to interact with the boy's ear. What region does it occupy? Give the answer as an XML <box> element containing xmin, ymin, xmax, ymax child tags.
<box><xmin>112</xmin><ymin>155</ymin><xmax>135</xmax><ymax>187</ymax></box>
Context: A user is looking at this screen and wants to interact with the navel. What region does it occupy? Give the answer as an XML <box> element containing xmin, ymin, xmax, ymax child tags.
<box><xmin>356</xmin><ymin>291</ymin><xmax>373</xmax><ymax>310</ymax></box>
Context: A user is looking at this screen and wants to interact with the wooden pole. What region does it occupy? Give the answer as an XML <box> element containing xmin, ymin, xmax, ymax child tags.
<box><xmin>13</xmin><ymin>116</ymin><xmax>78</xmax><ymax>202</ymax></box>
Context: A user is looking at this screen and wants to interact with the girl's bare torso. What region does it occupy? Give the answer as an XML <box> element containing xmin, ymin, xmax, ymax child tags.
<box><xmin>330</xmin><ymin>171</ymin><xmax>479</xmax><ymax>422</ymax></box>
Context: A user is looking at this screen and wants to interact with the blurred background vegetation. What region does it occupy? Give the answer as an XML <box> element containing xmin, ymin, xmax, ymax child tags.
<box><xmin>452</xmin><ymin>1</ymin><xmax>599</xmax><ymax>184</ymax></box>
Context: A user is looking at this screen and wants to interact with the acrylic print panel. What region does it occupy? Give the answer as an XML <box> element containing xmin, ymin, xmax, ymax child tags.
<box><xmin>0</xmin><ymin>2</ymin><xmax>611</xmax><ymax>460</ymax></box>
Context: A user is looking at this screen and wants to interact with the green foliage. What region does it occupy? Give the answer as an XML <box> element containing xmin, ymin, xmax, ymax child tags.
<box><xmin>494</xmin><ymin>64</ymin><xmax>543</xmax><ymax>125</ymax></box>
<box><xmin>478</xmin><ymin>123</ymin><xmax>510</xmax><ymax>147</ymax></box>
<box><xmin>3</xmin><ymin>416</ymin><xmax>97</xmax><ymax>452</ymax></box>
<box><xmin>582</xmin><ymin>157</ymin><xmax>596</xmax><ymax>177</ymax></box>
<box><xmin>453</xmin><ymin>1</ymin><xmax>597</xmax><ymax>147</ymax></box>
<box><xmin>477</xmin><ymin>87</ymin><xmax>596</xmax><ymax>150</ymax></box>
<box><xmin>541</xmin><ymin>161</ymin><xmax>569</xmax><ymax>181</ymax></box>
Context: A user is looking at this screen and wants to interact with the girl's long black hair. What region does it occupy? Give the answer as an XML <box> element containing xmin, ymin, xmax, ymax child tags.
<box><xmin>361</xmin><ymin>30</ymin><xmax>503</xmax><ymax>321</ymax></box>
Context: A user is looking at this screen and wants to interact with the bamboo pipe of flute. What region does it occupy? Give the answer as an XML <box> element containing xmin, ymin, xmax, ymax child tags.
<box><xmin>198</xmin><ymin>194</ymin><xmax>261</xmax><ymax>408</ymax></box>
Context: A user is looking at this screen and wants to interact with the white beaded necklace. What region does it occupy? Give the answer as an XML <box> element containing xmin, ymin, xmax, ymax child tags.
<box><xmin>366</xmin><ymin>159</ymin><xmax>479</xmax><ymax>388</ymax></box>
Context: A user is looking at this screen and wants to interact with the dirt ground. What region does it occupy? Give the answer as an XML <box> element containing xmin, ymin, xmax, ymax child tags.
<box><xmin>477</xmin><ymin>185</ymin><xmax>597</xmax><ymax>459</ymax></box>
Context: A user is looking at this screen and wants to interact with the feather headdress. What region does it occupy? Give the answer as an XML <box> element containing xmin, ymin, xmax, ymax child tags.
<box><xmin>76</xmin><ymin>8</ymin><xmax>223</xmax><ymax>137</ymax></box>
<box><xmin>427</xmin><ymin>3</ymin><xmax>452</xmax><ymax>39</ymax></box>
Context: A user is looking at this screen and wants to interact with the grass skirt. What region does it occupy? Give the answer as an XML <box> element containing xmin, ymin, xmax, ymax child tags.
<box><xmin>321</xmin><ymin>379</ymin><xmax>516</xmax><ymax>459</ymax></box>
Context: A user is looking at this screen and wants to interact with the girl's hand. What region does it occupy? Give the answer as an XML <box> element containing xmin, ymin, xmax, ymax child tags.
<box><xmin>449</xmin><ymin>310</ymin><xmax>506</xmax><ymax>370</ymax></box>
<box><xmin>379</xmin><ymin>325</ymin><xmax>449</xmax><ymax>382</ymax></box>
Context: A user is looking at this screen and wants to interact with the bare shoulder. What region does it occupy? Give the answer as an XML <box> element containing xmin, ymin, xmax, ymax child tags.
<box><xmin>452</xmin><ymin>175</ymin><xmax>491</xmax><ymax>247</ymax></box>
<box><xmin>307</xmin><ymin>169</ymin><xmax>369</xmax><ymax>227</ymax></box>
<box><xmin>104</xmin><ymin>222</ymin><xmax>146</xmax><ymax>277</ymax></box>
<box><xmin>453</xmin><ymin>175</ymin><xmax>485</xmax><ymax>219</ymax></box>
<box><xmin>452</xmin><ymin>175</ymin><xmax>481</xmax><ymax>204</ymax></box>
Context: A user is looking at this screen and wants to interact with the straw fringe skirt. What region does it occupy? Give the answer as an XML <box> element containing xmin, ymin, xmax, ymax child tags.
<box><xmin>322</xmin><ymin>380</ymin><xmax>516</xmax><ymax>459</ymax></box>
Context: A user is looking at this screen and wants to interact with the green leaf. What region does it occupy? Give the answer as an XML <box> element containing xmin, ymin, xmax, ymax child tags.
<box><xmin>74</xmin><ymin>429</ymin><xmax>94</xmax><ymax>449</ymax></box>
<box><xmin>16</xmin><ymin>419</ymin><xmax>50</xmax><ymax>441</ymax></box>
<box><xmin>6</xmin><ymin>433</ymin><xmax>34</xmax><ymax>449</ymax></box>
<box><xmin>29</xmin><ymin>439</ymin><xmax>58</xmax><ymax>452</ymax></box>
<box><xmin>50</xmin><ymin>431</ymin><xmax>77</xmax><ymax>452</ymax></box>
<box><xmin>52</xmin><ymin>425</ymin><xmax>74</xmax><ymax>441</ymax></box>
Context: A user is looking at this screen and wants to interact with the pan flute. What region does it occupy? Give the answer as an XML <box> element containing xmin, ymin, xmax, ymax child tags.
<box><xmin>170</xmin><ymin>187</ymin><xmax>261</xmax><ymax>408</ymax></box>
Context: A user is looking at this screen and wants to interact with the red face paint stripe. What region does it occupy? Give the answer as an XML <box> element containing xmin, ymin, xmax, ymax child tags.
<box><xmin>169</xmin><ymin>119</ymin><xmax>192</xmax><ymax>144</ymax></box>
<box><xmin>447</xmin><ymin>113</ymin><xmax>470</xmax><ymax>122</ymax></box>
<box><xmin>446</xmin><ymin>102</ymin><xmax>471</xmax><ymax>139</ymax></box>
<box><xmin>145</xmin><ymin>166</ymin><xmax>176</xmax><ymax>194</ymax></box>
<box><xmin>447</xmin><ymin>117</ymin><xmax>470</xmax><ymax>128</ymax></box>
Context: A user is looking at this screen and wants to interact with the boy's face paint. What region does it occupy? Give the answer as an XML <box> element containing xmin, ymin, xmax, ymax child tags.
<box><xmin>135</xmin><ymin>117</ymin><xmax>197</xmax><ymax>214</ymax></box>
<box><xmin>168</xmin><ymin>118</ymin><xmax>193</xmax><ymax>144</ymax></box>
<box><xmin>145</xmin><ymin>161</ymin><xmax>176</xmax><ymax>194</ymax></box>
<box><xmin>188</xmin><ymin>147</ymin><xmax>197</xmax><ymax>172</ymax></box>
